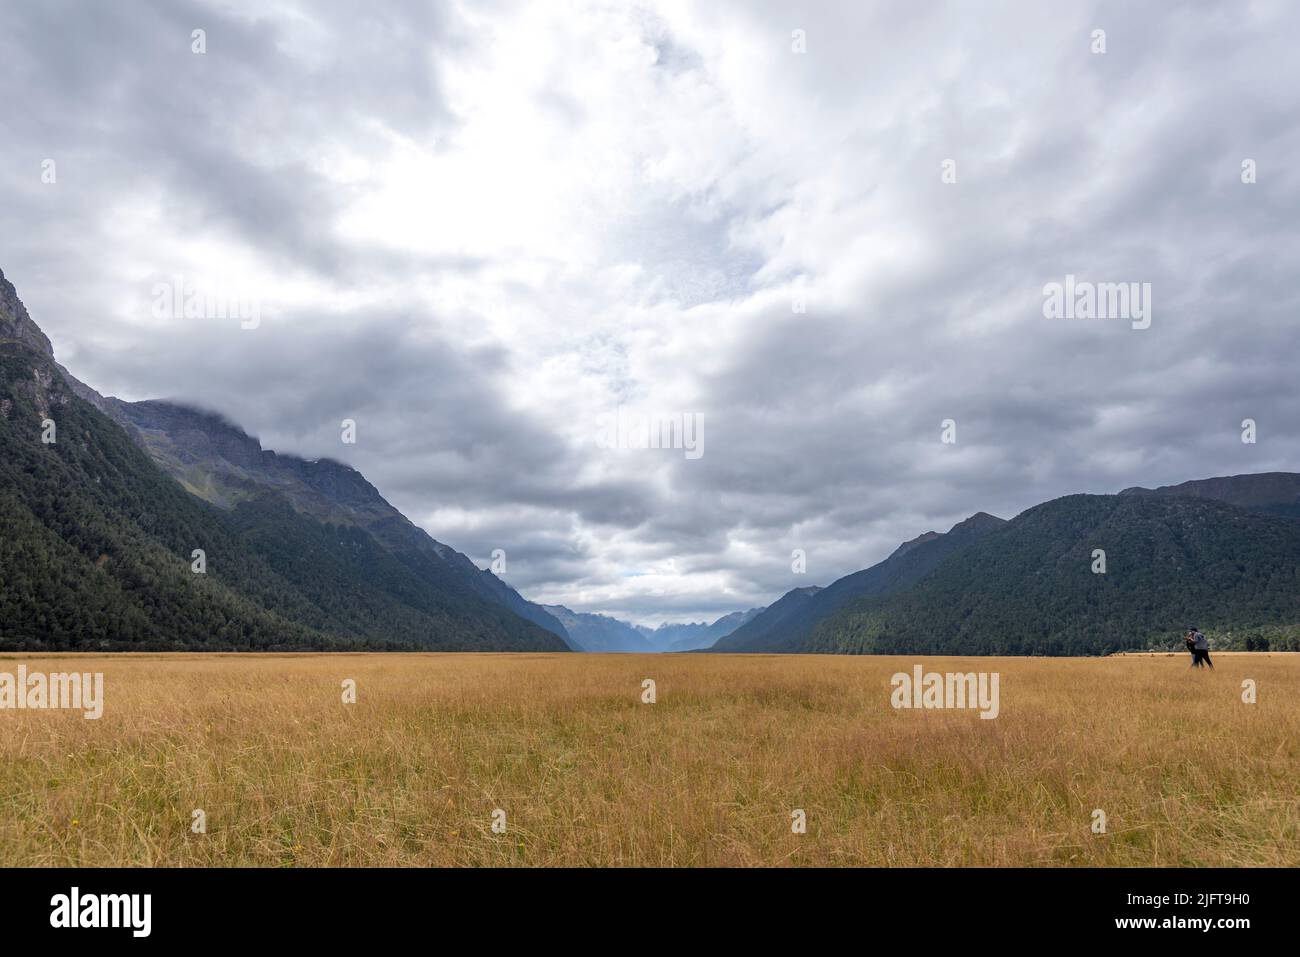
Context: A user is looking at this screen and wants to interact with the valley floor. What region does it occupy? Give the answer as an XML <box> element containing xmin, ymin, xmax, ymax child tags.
<box><xmin>1</xmin><ymin>652</ymin><xmax>1296</xmax><ymax>866</ymax></box>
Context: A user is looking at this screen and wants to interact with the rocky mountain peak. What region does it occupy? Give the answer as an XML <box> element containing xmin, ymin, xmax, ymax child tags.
<box><xmin>950</xmin><ymin>511</ymin><xmax>1008</xmax><ymax>536</ymax></box>
<box><xmin>0</xmin><ymin>267</ymin><xmax>54</xmax><ymax>358</ymax></box>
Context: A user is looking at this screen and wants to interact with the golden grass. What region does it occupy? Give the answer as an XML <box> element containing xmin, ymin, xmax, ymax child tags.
<box><xmin>1</xmin><ymin>652</ymin><xmax>1296</xmax><ymax>867</ymax></box>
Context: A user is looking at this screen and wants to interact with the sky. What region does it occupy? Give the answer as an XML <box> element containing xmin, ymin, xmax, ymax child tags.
<box><xmin>2</xmin><ymin>0</ymin><xmax>1298</xmax><ymax>625</ymax></box>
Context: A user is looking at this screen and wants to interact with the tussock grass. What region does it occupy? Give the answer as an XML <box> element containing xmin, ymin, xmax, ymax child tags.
<box><xmin>1</xmin><ymin>652</ymin><xmax>1296</xmax><ymax>866</ymax></box>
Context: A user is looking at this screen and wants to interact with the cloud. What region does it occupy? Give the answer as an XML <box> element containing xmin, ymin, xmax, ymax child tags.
<box><xmin>2</xmin><ymin>0</ymin><xmax>1298</xmax><ymax>624</ymax></box>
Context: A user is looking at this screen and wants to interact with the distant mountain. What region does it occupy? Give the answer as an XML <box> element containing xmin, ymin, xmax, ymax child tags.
<box><xmin>0</xmin><ymin>267</ymin><xmax>569</xmax><ymax>652</ymax></box>
<box><xmin>712</xmin><ymin>513</ymin><xmax>1006</xmax><ymax>653</ymax></box>
<box><xmin>541</xmin><ymin>605</ymin><xmax>655</xmax><ymax>653</ymax></box>
<box><xmin>806</xmin><ymin>493</ymin><xmax>1300</xmax><ymax>656</ymax></box>
<box><xmin>641</xmin><ymin>608</ymin><xmax>765</xmax><ymax>651</ymax></box>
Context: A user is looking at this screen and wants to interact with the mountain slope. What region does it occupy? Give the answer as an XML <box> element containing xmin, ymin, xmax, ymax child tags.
<box><xmin>708</xmin><ymin>587</ymin><xmax>824</xmax><ymax>652</ymax></box>
<box><xmin>540</xmin><ymin>605</ymin><xmax>656</xmax><ymax>653</ymax></box>
<box><xmin>101</xmin><ymin>398</ymin><xmax>572</xmax><ymax>645</ymax></box>
<box><xmin>711</xmin><ymin>512</ymin><xmax>1006</xmax><ymax>653</ymax></box>
<box><xmin>808</xmin><ymin>493</ymin><xmax>1300</xmax><ymax>656</ymax></box>
<box><xmin>0</xmin><ymin>267</ymin><xmax>568</xmax><ymax>652</ymax></box>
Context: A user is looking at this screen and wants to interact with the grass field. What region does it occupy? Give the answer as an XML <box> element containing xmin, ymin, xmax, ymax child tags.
<box><xmin>1</xmin><ymin>652</ymin><xmax>1297</xmax><ymax>867</ymax></box>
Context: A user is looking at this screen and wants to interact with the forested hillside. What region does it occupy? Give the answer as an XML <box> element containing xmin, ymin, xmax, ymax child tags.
<box><xmin>805</xmin><ymin>494</ymin><xmax>1300</xmax><ymax>655</ymax></box>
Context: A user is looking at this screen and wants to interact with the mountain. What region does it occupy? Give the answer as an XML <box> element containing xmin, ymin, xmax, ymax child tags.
<box><xmin>97</xmin><ymin>398</ymin><xmax>572</xmax><ymax>644</ymax></box>
<box><xmin>707</xmin><ymin>587</ymin><xmax>825</xmax><ymax>652</ymax></box>
<box><xmin>711</xmin><ymin>512</ymin><xmax>1006</xmax><ymax>653</ymax></box>
<box><xmin>806</xmin><ymin>493</ymin><xmax>1300</xmax><ymax>656</ymax></box>
<box><xmin>541</xmin><ymin>605</ymin><xmax>656</xmax><ymax>652</ymax></box>
<box><xmin>0</xmin><ymin>271</ymin><xmax>53</xmax><ymax>356</ymax></box>
<box><xmin>640</xmin><ymin>608</ymin><xmax>765</xmax><ymax>651</ymax></box>
<box><xmin>0</xmin><ymin>266</ymin><xmax>569</xmax><ymax>652</ymax></box>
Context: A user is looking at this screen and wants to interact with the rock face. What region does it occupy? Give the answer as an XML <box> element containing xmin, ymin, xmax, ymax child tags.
<box><xmin>0</xmin><ymin>267</ymin><xmax>54</xmax><ymax>358</ymax></box>
<box><xmin>104</xmin><ymin>399</ymin><xmax>399</xmax><ymax>516</ymax></box>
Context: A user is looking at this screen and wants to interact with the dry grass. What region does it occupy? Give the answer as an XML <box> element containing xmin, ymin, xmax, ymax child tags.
<box><xmin>1</xmin><ymin>651</ymin><xmax>1297</xmax><ymax>867</ymax></box>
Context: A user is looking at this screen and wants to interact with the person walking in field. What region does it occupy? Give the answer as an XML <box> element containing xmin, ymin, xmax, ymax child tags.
<box><xmin>1190</xmin><ymin>627</ymin><xmax>1213</xmax><ymax>669</ymax></box>
<box><xmin>1184</xmin><ymin>628</ymin><xmax>1198</xmax><ymax>666</ymax></box>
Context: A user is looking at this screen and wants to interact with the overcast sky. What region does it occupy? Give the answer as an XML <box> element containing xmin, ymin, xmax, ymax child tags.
<box><xmin>3</xmin><ymin>0</ymin><xmax>1298</xmax><ymax>625</ymax></box>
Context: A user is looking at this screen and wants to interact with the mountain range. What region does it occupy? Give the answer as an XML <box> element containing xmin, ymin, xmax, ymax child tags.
<box><xmin>714</xmin><ymin>479</ymin><xmax>1300</xmax><ymax>655</ymax></box>
<box><xmin>543</xmin><ymin>605</ymin><xmax>762</xmax><ymax>652</ymax></box>
<box><xmin>5</xmin><ymin>265</ymin><xmax>1300</xmax><ymax>655</ymax></box>
<box><xmin>637</xmin><ymin>608</ymin><xmax>765</xmax><ymax>651</ymax></box>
